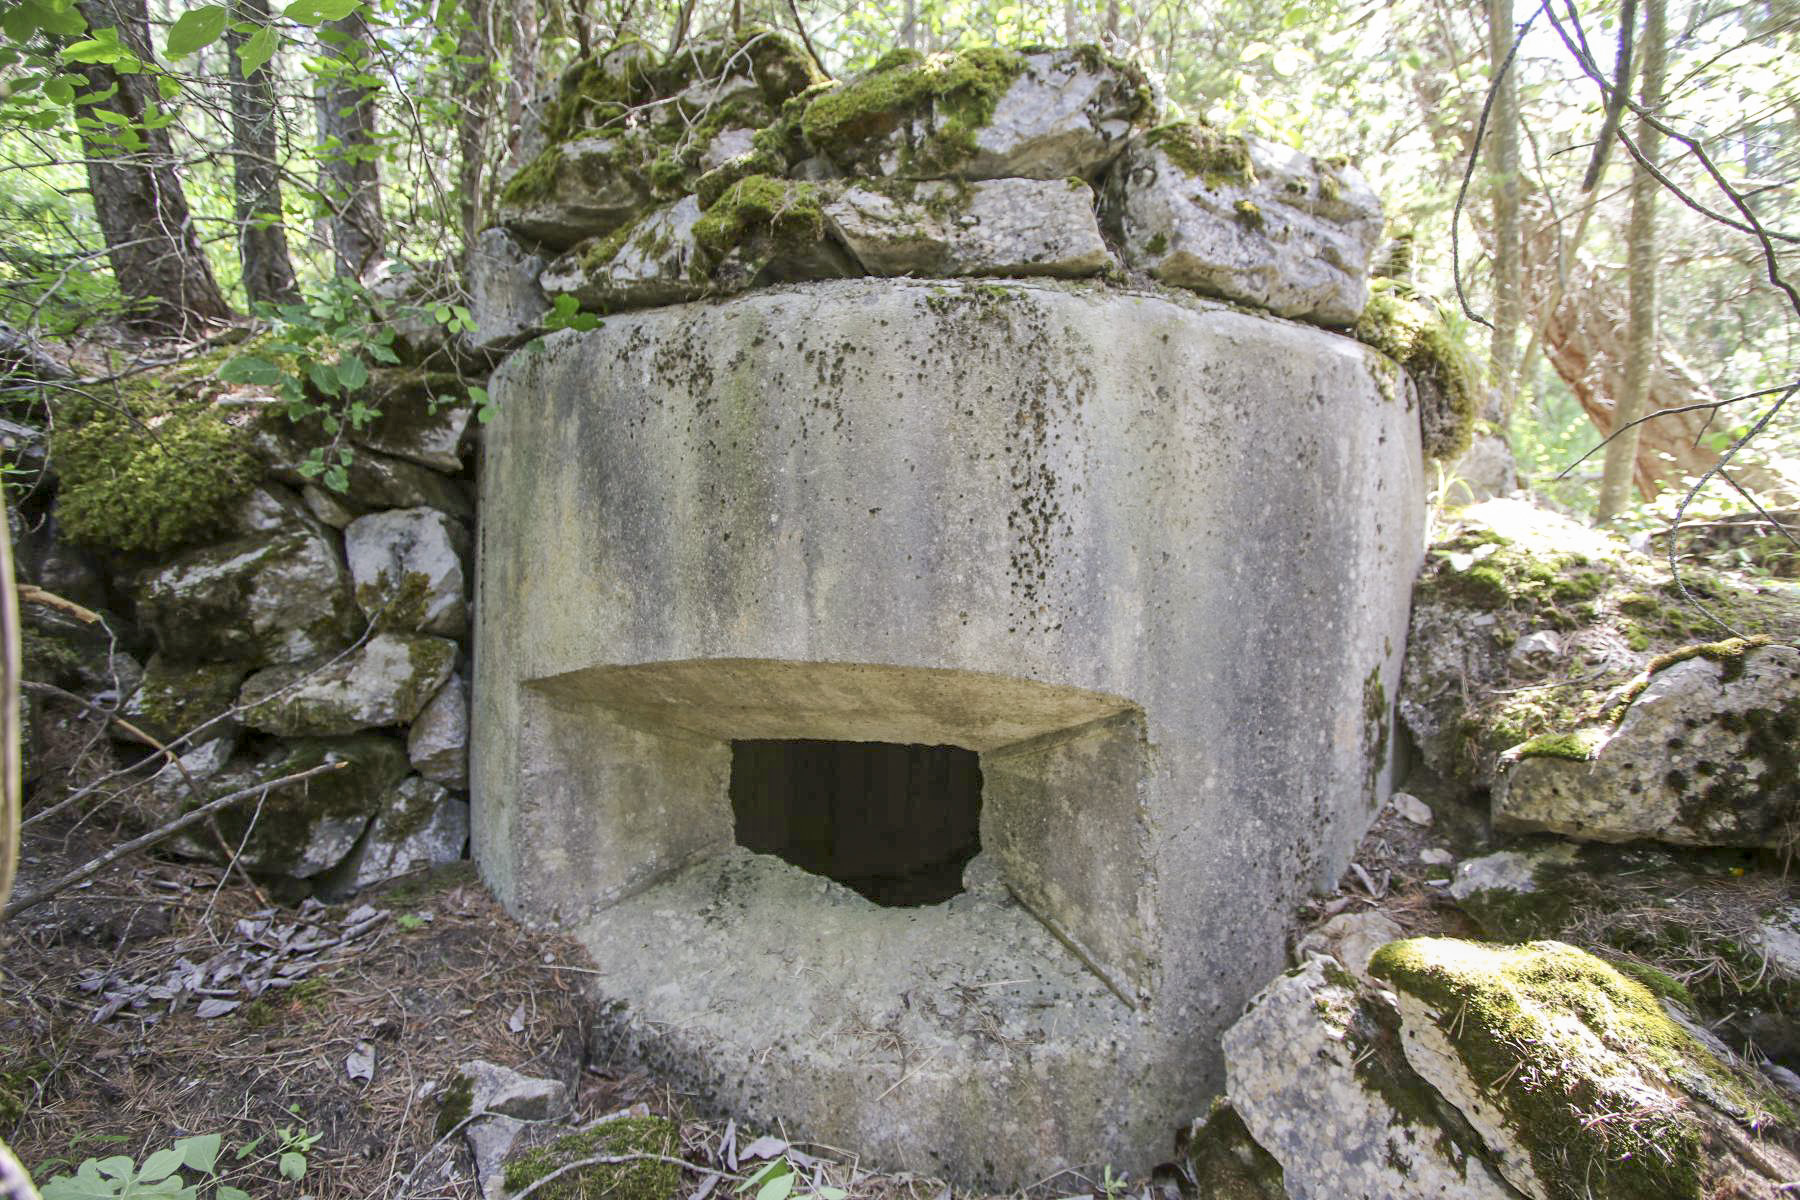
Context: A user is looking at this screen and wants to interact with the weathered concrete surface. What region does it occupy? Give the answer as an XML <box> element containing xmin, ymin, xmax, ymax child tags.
<box><xmin>472</xmin><ymin>278</ymin><xmax>1425</xmax><ymax>1184</ymax></box>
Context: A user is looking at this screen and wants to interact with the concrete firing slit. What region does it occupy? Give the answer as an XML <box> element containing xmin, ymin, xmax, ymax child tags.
<box><xmin>729</xmin><ymin>739</ymin><xmax>983</xmax><ymax>907</ymax></box>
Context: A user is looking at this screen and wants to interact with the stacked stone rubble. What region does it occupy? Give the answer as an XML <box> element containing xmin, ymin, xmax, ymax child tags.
<box><xmin>11</xmin><ymin>362</ymin><xmax>477</xmax><ymax>898</ymax></box>
<box><xmin>470</xmin><ymin>34</ymin><xmax>1388</xmax><ymax>349</ymax></box>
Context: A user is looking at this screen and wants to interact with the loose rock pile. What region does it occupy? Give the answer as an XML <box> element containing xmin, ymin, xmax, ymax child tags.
<box><xmin>471</xmin><ymin>34</ymin><xmax>1389</xmax><ymax>348</ymax></box>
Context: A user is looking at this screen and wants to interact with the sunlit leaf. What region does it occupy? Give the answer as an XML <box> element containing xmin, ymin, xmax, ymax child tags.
<box><xmin>165</xmin><ymin>5</ymin><xmax>227</xmax><ymax>56</ymax></box>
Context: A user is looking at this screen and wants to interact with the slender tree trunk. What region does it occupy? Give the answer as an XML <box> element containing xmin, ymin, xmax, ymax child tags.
<box><xmin>900</xmin><ymin>0</ymin><xmax>918</xmax><ymax>49</ymax></box>
<box><xmin>1594</xmin><ymin>0</ymin><xmax>1666</xmax><ymax>521</ymax></box>
<box><xmin>1487</xmin><ymin>0</ymin><xmax>1523</xmax><ymax>421</ymax></box>
<box><xmin>505</xmin><ymin>0</ymin><xmax>542</xmax><ymax>169</ymax></box>
<box><xmin>317</xmin><ymin>10</ymin><xmax>385</xmax><ymax>279</ymax></box>
<box><xmin>72</xmin><ymin>0</ymin><xmax>233</xmax><ymax>333</ymax></box>
<box><xmin>228</xmin><ymin>0</ymin><xmax>299</xmax><ymax>306</ymax></box>
<box><xmin>456</xmin><ymin>0</ymin><xmax>495</xmax><ymax>257</ymax></box>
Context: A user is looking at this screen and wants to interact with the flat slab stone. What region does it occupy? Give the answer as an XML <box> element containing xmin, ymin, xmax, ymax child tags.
<box><xmin>826</xmin><ymin>177</ymin><xmax>1113</xmax><ymax>278</ymax></box>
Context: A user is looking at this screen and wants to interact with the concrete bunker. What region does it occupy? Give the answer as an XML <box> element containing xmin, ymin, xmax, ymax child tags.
<box><xmin>473</xmin><ymin>277</ymin><xmax>1427</xmax><ymax>1185</ymax></box>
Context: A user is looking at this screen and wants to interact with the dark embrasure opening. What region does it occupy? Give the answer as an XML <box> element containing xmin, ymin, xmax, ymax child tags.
<box><xmin>729</xmin><ymin>739</ymin><xmax>984</xmax><ymax>907</ymax></box>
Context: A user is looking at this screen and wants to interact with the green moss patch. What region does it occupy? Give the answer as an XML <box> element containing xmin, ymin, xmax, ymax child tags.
<box><xmin>53</xmin><ymin>385</ymin><xmax>259</xmax><ymax>556</ymax></box>
<box><xmin>501</xmin><ymin>1115</ymin><xmax>680</xmax><ymax>1200</ymax></box>
<box><xmin>1353</xmin><ymin>282</ymin><xmax>1478</xmax><ymax>462</ymax></box>
<box><xmin>691</xmin><ymin>175</ymin><xmax>824</xmax><ymax>263</ymax></box>
<box><xmin>1147</xmin><ymin>121</ymin><xmax>1255</xmax><ymax>187</ymax></box>
<box><xmin>1371</xmin><ymin>938</ymin><xmax>1786</xmax><ymax>1200</ymax></box>
<box><xmin>800</xmin><ymin>47</ymin><xmax>1025</xmax><ymax>175</ymax></box>
<box><xmin>1513</xmin><ymin>728</ymin><xmax>1606</xmax><ymax>762</ymax></box>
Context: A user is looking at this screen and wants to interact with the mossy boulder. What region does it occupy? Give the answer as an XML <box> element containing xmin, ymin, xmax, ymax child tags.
<box><xmin>500</xmin><ymin>1114</ymin><xmax>680</xmax><ymax>1200</ymax></box>
<box><xmin>191</xmin><ymin>735</ymin><xmax>410</xmax><ymax>878</ymax></box>
<box><xmin>1352</xmin><ymin>282</ymin><xmax>1479</xmax><ymax>460</ymax></box>
<box><xmin>52</xmin><ymin>391</ymin><xmax>260</xmax><ymax>557</ymax></box>
<box><xmin>318</xmin><ymin>775</ymin><xmax>467</xmax><ymax>898</ymax></box>
<box><xmin>1103</xmin><ymin>123</ymin><xmax>1383</xmax><ymax>326</ymax></box>
<box><xmin>801</xmin><ymin>47</ymin><xmax>1148</xmax><ymax>181</ymax></box>
<box><xmin>1493</xmin><ymin>642</ymin><xmax>1798</xmax><ymax>848</ymax></box>
<box><xmin>344</xmin><ymin>507</ymin><xmax>470</xmax><ymax>637</ymax></box>
<box><xmin>122</xmin><ymin>654</ymin><xmax>249</xmax><ymax>744</ymax></box>
<box><xmin>1221</xmin><ymin>956</ymin><xmax>1517</xmax><ymax>1198</ymax></box>
<box><xmin>1371</xmin><ymin>938</ymin><xmax>1799</xmax><ymax>1200</ymax></box>
<box><xmin>351</xmin><ymin>369</ymin><xmax>474</xmax><ymax>474</ymax></box>
<box><xmin>1181</xmin><ymin>1099</ymin><xmax>1284</xmax><ymax>1200</ymax></box>
<box><xmin>1398</xmin><ymin>499</ymin><xmax>1800</xmax><ymax>790</ymax></box>
<box><xmin>133</xmin><ymin>526</ymin><xmax>361</xmax><ymax>667</ymax></box>
<box><xmin>238</xmin><ymin>632</ymin><xmax>457</xmax><ymax>737</ymax></box>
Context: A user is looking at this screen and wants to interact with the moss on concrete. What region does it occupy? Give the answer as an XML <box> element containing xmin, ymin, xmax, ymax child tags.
<box><xmin>501</xmin><ymin>1115</ymin><xmax>680</xmax><ymax>1200</ymax></box>
<box><xmin>1352</xmin><ymin>282</ymin><xmax>1478</xmax><ymax>461</ymax></box>
<box><xmin>1371</xmin><ymin>938</ymin><xmax>1784</xmax><ymax>1200</ymax></box>
<box><xmin>501</xmin><ymin>145</ymin><xmax>568</xmax><ymax>206</ymax></box>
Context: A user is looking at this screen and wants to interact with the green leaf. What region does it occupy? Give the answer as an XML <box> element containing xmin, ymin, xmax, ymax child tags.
<box><xmin>307</xmin><ymin>360</ymin><xmax>341</xmax><ymax>396</ymax></box>
<box><xmin>233</xmin><ymin>1137</ymin><xmax>263</xmax><ymax>1161</ymax></box>
<box><xmin>467</xmin><ymin>385</ymin><xmax>488</xmax><ymax>406</ymax></box>
<box><xmin>366</xmin><ymin>343</ymin><xmax>400</xmax><ymax>364</ymax></box>
<box><xmin>217</xmin><ymin>1189</ymin><xmax>251</xmax><ymax>1200</ymax></box>
<box><xmin>237</xmin><ymin>23</ymin><xmax>277</xmax><ymax>75</ymax></box>
<box><xmin>335</xmin><ymin>353</ymin><xmax>367</xmax><ymax>390</ymax></box>
<box><xmin>138</xmin><ymin>1147</ymin><xmax>185</xmax><ymax>1182</ymax></box>
<box><xmin>165</xmin><ymin>5</ymin><xmax>227</xmax><ymax>56</ymax></box>
<box><xmin>320</xmin><ymin>467</ymin><xmax>349</xmax><ymax>496</ymax></box>
<box><xmin>40</xmin><ymin>2</ymin><xmax>87</xmax><ymax>34</ymax></box>
<box><xmin>756</xmin><ymin>1170</ymin><xmax>795</xmax><ymax>1200</ymax></box>
<box><xmin>174</xmin><ymin>1134</ymin><xmax>221</xmax><ymax>1176</ymax></box>
<box><xmin>282</xmin><ymin>0</ymin><xmax>359</xmax><ymax>25</ymax></box>
<box><xmin>219</xmin><ymin>355</ymin><xmax>283</xmax><ymax>386</ymax></box>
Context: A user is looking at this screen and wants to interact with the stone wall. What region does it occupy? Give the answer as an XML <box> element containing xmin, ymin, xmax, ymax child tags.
<box><xmin>12</xmin><ymin>352</ymin><xmax>477</xmax><ymax>899</ymax></box>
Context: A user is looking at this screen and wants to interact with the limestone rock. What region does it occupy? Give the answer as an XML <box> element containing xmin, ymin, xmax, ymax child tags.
<box><xmin>123</xmin><ymin>655</ymin><xmax>249</xmax><ymax>745</ymax></box>
<box><xmin>1389</xmin><ymin>791</ymin><xmax>1433</xmax><ymax>825</ymax></box>
<box><xmin>543</xmin><ymin>187</ymin><xmax>856</xmax><ymax>313</ymax></box>
<box><xmin>197</xmin><ymin>735</ymin><xmax>411</xmax><ymax>878</ymax></box>
<box><xmin>302</xmin><ymin>484</ymin><xmax>361</xmax><ymax>529</ymax></box>
<box><xmin>239</xmin><ymin>632</ymin><xmax>458</xmax><ymax>737</ymax></box>
<box><xmin>1493</xmin><ymin>642</ymin><xmax>1799</xmax><ymax>847</ymax></box>
<box><xmin>825</xmin><ymin>177</ymin><xmax>1113</xmax><ymax>279</ymax></box>
<box><xmin>805</xmin><ymin>48</ymin><xmax>1150</xmax><ymax>181</ymax></box>
<box><xmin>365</xmin><ymin>258</ymin><xmax>457</xmax><ymax>362</ymax></box>
<box><xmin>408</xmin><ymin>672</ymin><xmax>468</xmax><ymax>790</ymax></box>
<box><xmin>1104</xmin><ymin>124</ymin><xmax>1382</xmax><ymax>326</ymax></box>
<box><xmin>345</xmin><ymin>507</ymin><xmax>470</xmax><ymax>637</ymax></box>
<box><xmin>145</xmin><ymin>734</ymin><xmax>238</xmax><ymax>830</ymax></box>
<box><xmin>353</xmin><ymin>373</ymin><xmax>475</xmax><ymax>474</ymax></box>
<box><xmin>1372</xmin><ymin>937</ymin><xmax>1800</xmax><ymax>1200</ymax></box>
<box><xmin>1222</xmin><ymin>957</ymin><xmax>1516</xmax><ymax>1199</ymax></box>
<box><xmin>319</xmin><ymin>776</ymin><xmax>467</xmax><ymax>897</ymax></box>
<box><xmin>134</xmin><ymin>529</ymin><xmax>360</xmax><ymax>666</ymax></box>
<box><xmin>541</xmin><ymin>195</ymin><xmax>708</xmax><ymax>310</ymax></box>
<box><xmin>497</xmin><ymin>135</ymin><xmax>654</xmax><ymax>250</ymax></box>
<box><xmin>1755</xmin><ymin>905</ymin><xmax>1800</xmax><ymax>978</ymax></box>
<box><xmin>452</xmin><ymin>1060</ymin><xmax>570</xmax><ymax>1122</ymax></box>
<box><xmin>1452</xmin><ymin>430</ymin><xmax>1519</xmax><ymax>502</ymax></box>
<box><xmin>252</xmin><ymin>424</ymin><xmax>472</xmax><ymax>517</ymax></box>
<box><xmin>469</xmin><ymin>228</ymin><xmax>550</xmax><ymax>352</ymax></box>
<box><xmin>1294</xmin><ymin>910</ymin><xmax>1404</xmax><ymax>985</ymax></box>
<box><xmin>1181</xmin><ymin>1100</ymin><xmax>1285</xmax><ymax>1200</ymax></box>
<box><xmin>464</xmin><ymin>1115</ymin><xmax>524</xmax><ymax>1200</ymax></box>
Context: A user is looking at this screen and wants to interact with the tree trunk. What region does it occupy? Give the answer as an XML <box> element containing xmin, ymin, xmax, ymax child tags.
<box><xmin>504</xmin><ymin>0</ymin><xmax>542</xmax><ymax>169</ymax></box>
<box><xmin>227</xmin><ymin>0</ymin><xmax>300</xmax><ymax>306</ymax></box>
<box><xmin>456</xmin><ymin>0</ymin><xmax>495</xmax><ymax>257</ymax></box>
<box><xmin>1594</xmin><ymin>0</ymin><xmax>1666</xmax><ymax>521</ymax></box>
<box><xmin>72</xmin><ymin>0</ymin><xmax>233</xmax><ymax>333</ymax></box>
<box><xmin>1487</xmin><ymin>0</ymin><xmax>1523</xmax><ymax>420</ymax></box>
<box><xmin>316</xmin><ymin>10</ymin><xmax>385</xmax><ymax>279</ymax></box>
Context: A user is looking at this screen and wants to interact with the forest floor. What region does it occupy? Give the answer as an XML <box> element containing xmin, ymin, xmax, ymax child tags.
<box><xmin>5</xmin><ymin>773</ymin><xmax>1783</xmax><ymax>1200</ymax></box>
